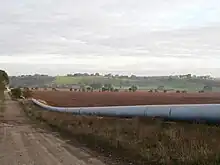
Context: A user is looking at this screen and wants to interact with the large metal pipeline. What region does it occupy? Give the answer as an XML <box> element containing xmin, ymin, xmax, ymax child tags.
<box><xmin>32</xmin><ymin>98</ymin><xmax>220</xmax><ymax>123</ymax></box>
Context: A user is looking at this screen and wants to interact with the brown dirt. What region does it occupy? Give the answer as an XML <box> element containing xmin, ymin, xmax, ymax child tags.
<box><xmin>0</xmin><ymin>92</ymin><xmax>107</xmax><ymax>165</ymax></box>
<box><xmin>32</xmin><ymin>91</ymin><xmax>220</xmax><ymax>107</ymax></box>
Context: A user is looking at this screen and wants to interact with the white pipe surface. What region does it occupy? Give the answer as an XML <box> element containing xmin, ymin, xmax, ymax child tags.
<box><xmin>32</xmin><ymin>98</ymin><xmax>220</xmax><ymax>123</ymax></box>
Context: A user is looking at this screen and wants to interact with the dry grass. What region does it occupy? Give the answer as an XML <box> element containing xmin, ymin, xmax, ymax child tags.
<box><xmin>0</xmin><ymin>91</ymin><xmax>5</xmax><ymax>114</ymax></box>
<box><xmin>23</xmin><ymin>101</ymin><xmax>220</xmax><ymax>165</ymax></box>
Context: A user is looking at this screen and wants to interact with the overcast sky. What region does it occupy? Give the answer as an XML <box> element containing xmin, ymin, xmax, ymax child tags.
<box><xmin>0</xmin><ymin>0</ymin><xmax>220</xmax><ymax>76</ymax></box>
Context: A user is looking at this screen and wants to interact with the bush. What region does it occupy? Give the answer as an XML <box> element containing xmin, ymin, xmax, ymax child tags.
<box><xmin>157</xmin><ymin>86</ymin><xmax>164</xmax><ymax>90</ymax></box>
<box><xmin>203</xmin><ymin>85</ymin><xmax>212</xmax><ymax>91</ymax></box>
<box><xmin>23</xmin><ymin>88</ymin><xmax>33</xmax><ymax>98</ymax></box>
<box><xmin>102</xmin><ymin>87</ymin><xmax>109</xmax><ymax>92</ymax></box>
<box><xmin>130</xmin><ymin>85</ymin><xmax>138</xmax><ymax>92</ymax></box>
<box><xmin>52</xmin><ymin>88</ymin><xmax>57</xmax><ymax>91</ymax></box>
<box><xmin>11</xmin><ymin>88</ymin><xmax>22</xmax><ymax>99</ymax></box>
<box><xmin>110</xmin><ymin>87</ymin><xmax>114</xmax><ymax>92</ymax></box>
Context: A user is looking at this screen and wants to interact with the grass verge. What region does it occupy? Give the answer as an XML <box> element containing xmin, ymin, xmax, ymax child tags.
<box><xmin>0</xmin><ymin>92</ymin><xmax>5</xmax><ymax>114</ymax></box>
<box><xmin>21</xmin><ymin>100</ymin><xmax>220</xmax><ymax>165</ymax></box>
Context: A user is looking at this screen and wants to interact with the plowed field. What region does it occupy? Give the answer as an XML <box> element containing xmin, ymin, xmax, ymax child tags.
<box><xmin>32</xmin><ymin>91</ymin><xmax>220</xmax><ymax>107</ymax></box>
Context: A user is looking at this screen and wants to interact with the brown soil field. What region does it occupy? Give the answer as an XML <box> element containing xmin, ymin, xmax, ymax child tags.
<box><xmin>32</xmin><ymin>91</ymin><xmax>220</xmax><ymax>107</ymax></box>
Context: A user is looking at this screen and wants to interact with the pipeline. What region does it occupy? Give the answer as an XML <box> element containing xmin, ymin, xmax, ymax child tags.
<box><xmin>32</xmin><ymin>98</ymin><xmax>220</xmax><ymax>123</ymax></box>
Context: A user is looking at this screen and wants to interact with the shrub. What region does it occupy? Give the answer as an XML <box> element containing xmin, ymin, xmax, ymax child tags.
<box><xmin>102</xmin><ymin>87</ymin><xmax>108</xmax><ymax>92</ymax></box>
<box><xmin>11</xmin><ymin>88</ymin><xmax>22</xmax><ymax>99</ymax></box>
<box><xmin>130</xmin><ymin>85</ymin><xmax>138</xmax><ymax>92</ymax></box>
<box><xmin>23</xmin><ymin>88</ymin><xmax>32</xmax><ymax>98</ymax></box>
<box><xmin>110</xmin><ymin>87</ymin><xmax>114</xmax><ymax>92</ymax></box>
<box><xmin>52</xmin><ymin>88</ymin><xmax>57</xmax><ymax>91</ymax></box>
<box><xmin>157</xmin><ymin>85</ymin><xmax>164</xmax><ymax>90</ymax></box>
<box><xmin>86</xmin><ymin>87</ymin><xmax>91</xmax><ymax>92</ymax></box>
<box><xmin>203</xmin><ymin>85</ymin><xmax>212</xmax><ymax>91</ymax></box>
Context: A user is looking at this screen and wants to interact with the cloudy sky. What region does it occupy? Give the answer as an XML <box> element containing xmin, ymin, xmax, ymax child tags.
<box><xmin>0</xmin><ymin>0</ymin><xmax>220</xmax><ymax>76</ymax></box>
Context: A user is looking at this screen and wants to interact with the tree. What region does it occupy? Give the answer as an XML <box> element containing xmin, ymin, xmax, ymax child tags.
<box><xmin>186</xmin><ymin>74</ymin><xmax>192</xmax><ymax>79</ymax></box>
<box><xmin>23</xmin><ymin>88</ymin><xmax>32</xmax><ymax>98</ymax></box>
<box><xmin>110</xmin><ymin>87</ymin><xmax>114</xmax><ymax>92</ymax></box>
<box><xmin>0</xmin><ymin>70</ymin><xmax>9</xmax><ymax>90</ymax></box>
<box><xmin>86</xmin><ymin>86</ymin><xmax>92</xmax><ymax>92</ymax></box>
<box><xmin>130</xmin><ymin>85</ymin><xmax>138</xmax><ymax>92</ymax></box>
<box><xmin>95</xmin><ymin>73</ymin><xmax>100</xmax><ymax>76</ymax></box>
<box><xmin>130</xmin><ymin>75</ymin><xmax>136</xmax><ymax>79</ymax></box>
<box><xmin>0</xmin><ymin>70</ymin><xmax>9</xmax><ymax>100</ymax></box>
<box><xmin>11</xmin><ymin>88</ymin><xmax>22</xmax><ymax>99</ymax></box>
<box><xmin>90</xmin><ymin>83</ymin><xmax>102</xmax><ymax>90</ymax></box>
<box><xmin>203</xmin><ymin>85</ymin><xmax>212</xmax><ymax>91</ymax></box>
<box><xmin>104</xmin><ymin>83</ymin><xmax>113</xmax><ymax>90</ymax></box>
<box><xmin>157</xmin><ymin>86</ymin><xmax>164</xmax><ymax>90</ymax></box>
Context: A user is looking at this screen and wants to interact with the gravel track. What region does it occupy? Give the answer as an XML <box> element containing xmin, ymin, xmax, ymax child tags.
<box><xmin>0</xmin><ymin>93</ymin><xmax>107</xmax><ymax>165</ymax></box>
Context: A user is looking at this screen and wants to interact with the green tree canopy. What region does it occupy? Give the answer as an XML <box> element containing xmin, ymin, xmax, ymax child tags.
<box><xmin>0</xmin><ymin>70</ymin><xmax>9</xmax><ymax>90</ymax></box>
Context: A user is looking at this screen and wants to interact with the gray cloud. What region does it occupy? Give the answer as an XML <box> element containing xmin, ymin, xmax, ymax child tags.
<box><xmin>0</xmin><ymin>0</ymin><xmax>220</xmax><ymax>76</ymax></box>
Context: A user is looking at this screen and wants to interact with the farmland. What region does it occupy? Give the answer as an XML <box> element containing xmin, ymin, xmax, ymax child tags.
<box><xmin>32</xmin><ymin>90</ymin><xmax>220</xmax><ymax>107</ymax></box>
<box><xmin>24</xmin><ymin>89</ymin><xmax>220</xmax><ymax>164</ymax></box>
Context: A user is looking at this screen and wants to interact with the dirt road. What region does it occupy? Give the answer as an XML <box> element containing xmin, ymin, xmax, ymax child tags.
<box><xmin>0</xmin><ymin>93</ymin><xmax>107</xmax><ymax>165</ymax></box>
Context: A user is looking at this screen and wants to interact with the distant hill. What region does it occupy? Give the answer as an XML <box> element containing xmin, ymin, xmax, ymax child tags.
<box><xmin>9</xmin><ymin>73</ymin><xmax>220</xmax><ymax>92</ymax></box>
<box><xmin>9</xmin><ymin>74</ymin><xmax>55</xmax><ymax>88</ymax></box>
<box><xmin>55</xmin><ymin>75</ymin><xmax>220</xmax><ymax>91</ymax></box>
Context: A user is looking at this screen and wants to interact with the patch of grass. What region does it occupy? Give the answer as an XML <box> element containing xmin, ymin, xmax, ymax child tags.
<box><xmin>0</xmin><ymin>102</ymin><xmax>5</xmax><ymax>113</ymax></box>
<box><xmin>23</xmin><ymin>102</ymin><xmax>220</xmax><ymax>165</ymax></box>
<box><xmin>0</xmin><ymin>91</ymin><xmax>5</xmax><ymax>113</ymax></box>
